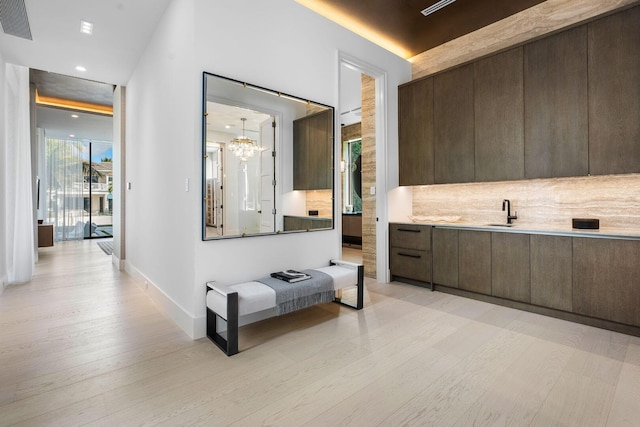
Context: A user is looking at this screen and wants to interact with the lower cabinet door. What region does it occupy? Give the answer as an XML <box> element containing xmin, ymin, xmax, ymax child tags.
<box><xmin>390</xmin><ymin>247</ymin><xmax>431</xmax><ymax>283</ymax></box>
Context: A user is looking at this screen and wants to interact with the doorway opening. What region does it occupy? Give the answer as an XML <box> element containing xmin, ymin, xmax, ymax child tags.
<box><xmin>31</xmin><ymin>69</ymin><xmax>116</xmax><ymax>243</ymax></box>
<box><xmin>339</xmin><ymin>53</ymin><xmax>388</xmax><ymax>281</ymax></box>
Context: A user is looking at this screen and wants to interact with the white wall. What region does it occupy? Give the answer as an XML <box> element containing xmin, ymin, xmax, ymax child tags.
<box><xmin>125</xmin><ymin>0</ymin><xmax>410</xmax><ymax>338</ymax></box>
<box><xmin>0</xmin><ymin>53</ymin><xmax>7</xmax><ymax>293</ymax></box>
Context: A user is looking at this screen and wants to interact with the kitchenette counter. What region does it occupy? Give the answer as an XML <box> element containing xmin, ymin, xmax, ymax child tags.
<box><xmin>391</xmin><ymin>219</ymin><xmax>640</xmax><ymax>240</ymax></box>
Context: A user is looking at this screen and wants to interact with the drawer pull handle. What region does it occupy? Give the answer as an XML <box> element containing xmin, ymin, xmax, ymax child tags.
<box><xmin>398</xmin><ymin>252</ymin><xmax>421</xmax><ymax>259</ymax></box>
<box><xmin>397</xmin><ymin>228</ymin><xmax>421</xmax><ymax>233</ymax></box>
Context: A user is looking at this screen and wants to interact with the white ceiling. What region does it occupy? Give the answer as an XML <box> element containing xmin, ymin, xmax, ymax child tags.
<box><xmin>0</xmin><ymin>0</ymin><xmax>172</xmax><ymax>86</ymax></box>
<box><xmin>0</xmin><ymin>0</ymin><xmax>172</xmax><ymax>143</ymax></box>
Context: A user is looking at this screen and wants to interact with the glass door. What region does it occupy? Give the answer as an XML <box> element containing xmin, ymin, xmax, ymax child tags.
<box><xmin>82</xmin><ymin>141</ymin><xmax>113</xmax><ymax>238</ymax></box>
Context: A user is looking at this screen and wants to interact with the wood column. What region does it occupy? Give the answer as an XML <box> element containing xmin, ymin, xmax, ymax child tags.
<box><xmin>361</xmin><ymin>75</ymin><xmax>376</xmax><ymax>278</ymax></box>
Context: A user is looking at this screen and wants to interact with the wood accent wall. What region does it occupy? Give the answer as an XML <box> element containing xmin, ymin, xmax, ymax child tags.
<box><xmin>341</xmin><ymin>122</ymin><xmax>361</xmax><ymax>143</ymax></box>
<box><xmin>410</xmin><ymin>0</ymin><xmax>639</xmax><ymax>79</ymax></box>
<box><xmin>411</xmin><ymin>174</ymin><xmax>640</xmax><ymax>232</ymax></box>
<box><xmin>361</xmin><ymin>75</ymin><xmax>376</xmax><ymax>278</ymax></box>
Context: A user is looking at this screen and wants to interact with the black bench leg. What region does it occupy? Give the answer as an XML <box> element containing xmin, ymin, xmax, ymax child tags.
<box><xmin>333</xmin><ymin>264</ymin><xmax>364</xmax><ymax>310</ymax></box>
<box><xmin>206</xmin><ymin>292</ymin><xmax>239</xmax><ymax>356</ymax></box>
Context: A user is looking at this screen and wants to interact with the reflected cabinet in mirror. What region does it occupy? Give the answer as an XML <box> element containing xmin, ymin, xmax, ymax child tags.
<box><xmin>202</xmin><ymin>73</ymin><xmax>335</xmax><ymax>240</ymax></box>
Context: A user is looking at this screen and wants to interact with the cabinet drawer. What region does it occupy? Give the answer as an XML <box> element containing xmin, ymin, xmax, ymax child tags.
<box><xmin>390</xmin><ymin>224</ymin><xmax>431</xmax><ymax>251</ymax></box>
<box><xmin>390</xmin><ymin>248</ymin><xmax>431</xmax><ymax>282</ymax></box>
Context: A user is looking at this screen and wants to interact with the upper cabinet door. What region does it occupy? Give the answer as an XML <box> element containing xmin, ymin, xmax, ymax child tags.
<box><xmin>524</xmin><ymin>25</ymin><xmax>589</xmax><ymax>179</ymax></box>
<box><xmin>398</xmin><ymin>77</ymin><xmax>434</xmax><ymax>186</ymax></box>
<box><xmin>474</xmin><ymin>47</ymin><xmax>525</xmax><ymax>182</ymax></box>
<box><xmin>434</xmin><ymin>64</ymin><xmax>475</xmax><ymax>184</ymax></box>
<box><xmin>588</xmin><ymin>6</ymin><xmax>640</xmax><ymax>176</ymax></box>
<box><xmin>293</xmin><ymin>109</ymin><xmax>333</xmax><ymax>190</ymax></box>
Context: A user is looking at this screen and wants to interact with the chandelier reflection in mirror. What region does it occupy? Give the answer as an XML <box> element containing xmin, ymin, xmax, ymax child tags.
<box><xmin>228</xmin><ymin>118</ymin><xmax>260</xmax><ymax>161</ymax></box>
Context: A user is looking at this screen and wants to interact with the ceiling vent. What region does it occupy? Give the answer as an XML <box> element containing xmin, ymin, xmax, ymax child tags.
<box><xmin>0</xmin><ymin>0</ymin><xmax>32</xmax><ymax>40</ymax></box>
<box><xmin>421</xmin><ymin>0</ymin><xmax>456</xmax><ymax>17</ymax></box>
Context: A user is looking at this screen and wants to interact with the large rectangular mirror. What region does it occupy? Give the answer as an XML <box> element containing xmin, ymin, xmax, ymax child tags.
<box><xmin>202</xmin><ymin>73</ymin><xmax>334</xmax><ymax>240</ymax></box>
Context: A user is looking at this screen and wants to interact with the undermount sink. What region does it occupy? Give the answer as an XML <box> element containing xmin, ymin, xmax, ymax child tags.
<box><xmin>486</xmin><ymin>223</ymin><xmax>514</xmax><ymax>227</ymax></box>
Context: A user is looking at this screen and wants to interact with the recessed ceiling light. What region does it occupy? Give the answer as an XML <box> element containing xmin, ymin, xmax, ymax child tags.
<box><xmin>225</xmin><ymin>125</ymin><xmax>231</xmax><ymax>129</ymax></box>
<box><xmin>421</xmin><ymin>0</ymin><xmax>456</xmax><ymax>17</ymax></box>
<box><xmin>75</xmin><ymin>65</ymin><xmax>86</xmax><ymax>72</ymax></box>
<box><xmin>71</xmin><ymin>114</ymin><xmax>79</xmax><ymax>118</ymax></box>
<box><xmin>69</xmin><ymin>134</ymin><xmax>75</xmax><ymax>138</ymax></box>
<box><xmin>80</xmin><ymin>20</ymin><xmax>93</xmax><ymax>35</ymax></box>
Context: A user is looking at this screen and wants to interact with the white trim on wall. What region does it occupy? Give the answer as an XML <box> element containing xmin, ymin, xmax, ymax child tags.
<box><xmin>338</xmin><ymin>51</ymin><xmax>390</xmax><ymax>283</ymax></box>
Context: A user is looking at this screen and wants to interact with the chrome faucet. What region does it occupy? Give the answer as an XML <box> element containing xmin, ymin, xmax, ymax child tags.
<box><xmin>502</xmin><ymin>199</ymin><xmax>518</xmax><ymax>224</ymax></box>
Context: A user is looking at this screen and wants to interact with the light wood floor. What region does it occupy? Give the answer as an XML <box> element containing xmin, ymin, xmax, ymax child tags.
<box><xmin>1</xmin><ymin>240</ymin><xmax>639</xmax><ymax>426</ymax></box>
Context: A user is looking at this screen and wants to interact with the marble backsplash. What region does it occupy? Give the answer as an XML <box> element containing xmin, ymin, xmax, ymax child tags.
<box><xmin>411</xmin><ymin>174</ymin><xmax>640</xmax><ymax>231</ymax></box>
<box><xmin>305</xmin><ymin>189</ymin><xmax>333</xmax><ymax>218</ymax></box>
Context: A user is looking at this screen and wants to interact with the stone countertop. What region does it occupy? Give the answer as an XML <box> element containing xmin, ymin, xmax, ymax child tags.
<box><xmin>391</xmin><ymin>220</ymin><xmax>640</xmax><ymax>240</ymax></box>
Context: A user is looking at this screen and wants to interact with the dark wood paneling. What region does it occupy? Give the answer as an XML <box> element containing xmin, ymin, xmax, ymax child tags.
<box><xmin>432</xmin><ymin>228</ymin><xmax>458</xmax><ymax>288</ymax></box>
<box><xmin>389</xmin><ymin>223</ymin><xmax>431</xmax><ymax>251</ymax></box>
<box><xmin>458</xmin><ymin>230</ymin><xmax>491</xmax><ymax>295</ymax></box>
<box><xmin>474</xmin><ymin>47</ymin><xmax>525</xmax><ymax>182</ymax></box>
<box><xmin>588</xmin><ymin>6</ymin><xmax>640</xmax><ymax>175</ymax></box>
<box><xmin>491</xmin><ymin>232</ymin><xmax>530</xmax><ymax>303</ymax></box>
<box><xmin>398</xmin><ymin>77</ymin><xmax>434</xmax><ymax>185</ymax></box>
<box><xmin>524</xmin><ymin>25</ymin><xmax>588</xmax><ymax>179</ymax></box>
<box><xmin>573</xmin><ymin>238</ymin><xmax>640</xmax><ymax>327</ymax></box>
<box><xmin>434</xmin><ymin>64</ymin><xmax>475</xmax><ymax>183</ymax></box>
<box><xmin>530</xmin><ymin>235</ymin><xmax>572</xmax><ymax>312</ymax></box>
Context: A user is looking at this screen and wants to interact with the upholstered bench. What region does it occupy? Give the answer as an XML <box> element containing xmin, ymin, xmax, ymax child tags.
<box><xmin>206</xmin><ymin>260</ymin><xmax>364</xmax><ymax>355</ymax></box>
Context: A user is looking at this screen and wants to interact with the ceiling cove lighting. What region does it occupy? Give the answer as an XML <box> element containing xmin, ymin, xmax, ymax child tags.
<box><xmin>80</xmin><ymin>20</ymin><xmax>93</xmax><ymax>35</ymax></box>
<box><xmin>421</xmin><ymin>0</ymin><xmax>456</xmax><ymax>17</ymax></box>
<box><xmin>35</xmin><ymin>91</ymin><xmax>113</xmax><ymax>115</ymax></box>
<box><xmin>295</xmin><ymin>0</ymin><xmax>411</xmax><ymax>58</ymax></box>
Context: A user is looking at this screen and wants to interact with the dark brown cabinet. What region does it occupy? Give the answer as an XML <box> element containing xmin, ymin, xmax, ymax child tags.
<box><xmin>491</xmin><ymin>232</ymin><xmax>530</xmax><ymax>303</ymax></box>
<box><xmin>588</xmin><ymin>6</ymin><xmax>640</xmax><ymax>176</ymax></box>
<box><xmin>432</xmin><ymin>227</ymin><xmax>458</xmax><ymax>288</ymax></box>
<box><xmin>524</xmin><ymin>25</ymin><xmax>589</xmax><ymax>179</ymax></box>
<box><xmin>283</xmin><ymin>216</ymin><xmax>331</xmax><ymax>231</ymax></box>
<box><xmin>397</xmin><ymin>5</ymin><xmax>640</xmax><ymax>185</ymax></box>
<box><xmin>342</xmin><ymin>214</ymin><xmax>362</xmax><ymax>246</ymax></box>
<box><xmin>398</xmin><ymin>77</ymin><xmax>434</xmax><ymax>186</ymax></box>
<box><xmin>474</xmin><ymin>47</ymin><xmax>525</xmax><ymax>182</ymax></box>
<box><xmin>530</xmin><ymin>235</ymin><xmax>572</xmax><ymax>312</ymax></box>
<box><xmin>37</xmin><ymin>224</ymin><xmax>54</xmax><ymax>248</ymax></box>
<box><xmin>434</xmin><ymin>64</ymin><xmax>475</xmax><ymax>184</ymax></box>
<box><xmin>573</xmin><ymin>237</ymin><xmax>640</xmax><ymax>327</ymax></box>
<box><xmin>426</xmin><ymin>225</ymin><xmax>640</xmax><ymax>333</ymax></box>
<box><xmin>389</xmin><ymin>223</ymin><xmax>431</xmax><ymax>285</ymax></box>
<box><xmin>293</xmin><ymin>109</ymin><xmax>333</xmax><ymax>190</ymax></box>
<box><xmin>458</xmin><ymin>230</ymin><xmax>491</xmax><ymax>295</ymax></box>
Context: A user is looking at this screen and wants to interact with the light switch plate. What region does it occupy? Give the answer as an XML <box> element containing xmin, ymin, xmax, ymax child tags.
<box><xmin>370</xmin><ymin>186</ymin><xmax>376</xmax><ymax>195</ymax></box>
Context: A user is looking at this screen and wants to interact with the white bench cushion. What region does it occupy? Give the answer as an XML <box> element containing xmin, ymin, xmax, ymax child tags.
<box><xmin>206</xmin><ymin>265</ymin><xmax>359</xmax><ymax>319</ymax></box>
<box><xmin>207</xmin><ymin>281</ymin><xmax>276</xmax><ymax>319</ymax></box>
<box><xmin>313</xmin><ymin>265</ymin><xmax>358</xmax><ymax>290</ymax></box>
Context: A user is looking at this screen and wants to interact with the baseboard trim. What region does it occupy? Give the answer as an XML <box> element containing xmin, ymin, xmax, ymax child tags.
<box><xmin>125</xmin><ymin>261</ymin><xmax>202</xmax><ymax>340</ymax></box>
<box><xmin>111</xmin><ymin>254</ymin><xmax>125</xmax><ymax>271</ymax></box>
